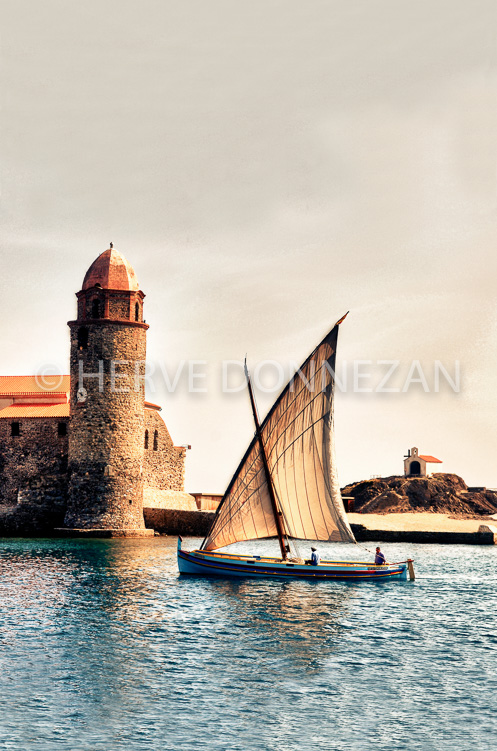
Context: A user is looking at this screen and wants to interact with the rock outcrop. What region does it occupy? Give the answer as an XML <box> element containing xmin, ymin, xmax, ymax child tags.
<box><xmin>342</xmin><ymin>473</ymin><xmax>497</xmax><ymax>516</ymax></box>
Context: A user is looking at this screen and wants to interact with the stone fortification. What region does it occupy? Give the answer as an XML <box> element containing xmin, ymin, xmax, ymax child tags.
<box><xmin>144</xmin><ymin>409</ymin><xmax>186</xmax><ymax>490</ymax></box>
<box><xmin>65</xmin><ymin>321</ymin><xmax>148</xmax><ymax>530</ymax></box>
<box><xmin>0</xmin><ymin>418</ymin><xmax>69</xmax><ymax>507</ymax></box>
<box><xmin>143</xmin><ymin>488</ymin><xmax>197</xmax><ymax>510</ymax></box>
<box><xmin>143</xmin><ymin>508</ymin><xmax>214</xmax><ymax>536</ymax></box>
<box><xmin>0</xmin><ymin>417</ymin><xmax>69</xmax><ymax>534</ymax></box>
<box><xmin>142</xmin><ymin>408</ymin><xmax>196</xmax><ymax>511</ymax></box>
<box><xmin>0</xmin><ymin>246</ymin><xmax>190</xmax><ymax>537</ymax></box>
<box><xmin>65</xmin><ymin>248</ymin><xmax>150</xmax><ymax>532</ymax></box>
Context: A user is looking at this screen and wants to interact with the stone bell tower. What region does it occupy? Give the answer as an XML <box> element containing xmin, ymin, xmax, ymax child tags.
<box><xmin>64</xmin><ymin>245</ymin><xmax>153</xmax><ymax>535</ymax></box>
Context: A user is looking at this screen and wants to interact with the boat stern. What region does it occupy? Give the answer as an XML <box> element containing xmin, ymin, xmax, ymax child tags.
<box><xmin>396</xmin><ymin>559</ymin><xmax>415</xmax><ymax>581</ymax></box>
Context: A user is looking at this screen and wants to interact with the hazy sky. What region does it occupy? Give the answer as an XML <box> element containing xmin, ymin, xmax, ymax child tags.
<box><xmin>1</xmin><ymin>0</ymin><xmax>496</xmax><ymax>490</ymax></box>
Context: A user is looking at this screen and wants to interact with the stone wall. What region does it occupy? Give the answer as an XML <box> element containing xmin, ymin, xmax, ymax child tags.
<box><xmin>109</xmin><ymin>296</ymin><xmax>132</xmax><ymax>320</ymax></box>
<box><xmin>144</xmin><ymin>508</ymin><xmax>214</xmax><ymax>536</ymax></box>
<box><xmin>143</xmin><ymin>488</ymin><xmax>196</xmax><ymax>510</ymax></box>
<box><xmin>77</xmin><ymin>290</ymin><xmax>143</xmax><ymax>323</ymax></box>
<box><xmin>0</xmin><ymin>417</ymin><xmax>69</xmax><ymax>507</ymax></box>
<box><xmin>66</xmin><ymin>319</ymin><xmax>148</xmax><ymax>529</ymax></box>
<box><xmin>0</xmin><ymin>499</ymin><xmax>66</xmax><ymax>535</ymax></box>
<box><xmin>144</xmin><ymin>409</ymin><xmax>186</xmax><ymax>491</ymax></box>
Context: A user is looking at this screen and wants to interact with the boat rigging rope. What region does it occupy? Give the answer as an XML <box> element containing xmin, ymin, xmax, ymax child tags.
<box><xmin>354</xmin><ymin>539</ymin><xmax>414</xmax><ymax>569</ymax></box>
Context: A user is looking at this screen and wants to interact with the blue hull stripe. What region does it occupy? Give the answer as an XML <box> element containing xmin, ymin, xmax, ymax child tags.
<box><xmin>178</xmin><ymin>550</ymin><xmax>406</xmax><ymax>580</ymax></box>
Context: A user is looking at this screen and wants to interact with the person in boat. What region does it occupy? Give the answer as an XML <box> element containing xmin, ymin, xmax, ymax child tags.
<box><xmin>310</xmin><ymin>547</ymin><xmax>320</xmax><ymax>566</ymax></box>
<box><xmin>375</xmin><ymin>547</ymin><xmax>386</xmax><ymax>565</ymax></box>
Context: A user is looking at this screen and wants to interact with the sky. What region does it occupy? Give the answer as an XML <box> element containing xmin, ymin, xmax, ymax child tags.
<box><xmin>1</xmin><ymin>0</ymin><xmax>496</xmax><ymax>491</ymax></box>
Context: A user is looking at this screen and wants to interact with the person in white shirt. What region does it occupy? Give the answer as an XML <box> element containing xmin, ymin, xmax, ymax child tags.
<box><xmin>310</xmin><ymin>547</ymin><xmax>320</xmax><ymax>566</ymax></box>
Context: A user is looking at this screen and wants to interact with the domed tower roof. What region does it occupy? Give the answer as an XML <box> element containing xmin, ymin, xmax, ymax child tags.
<box><xmin>82</xmin><ymin>246</ymin><xmax>140</xmax><ymax>291</ymax></box>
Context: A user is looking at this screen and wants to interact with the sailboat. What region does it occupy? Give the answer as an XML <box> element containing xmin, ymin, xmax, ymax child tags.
<box><xmin>178</xmin><ymin>316</ymin><xmax>415</xmax><ymax>582</ymax></box>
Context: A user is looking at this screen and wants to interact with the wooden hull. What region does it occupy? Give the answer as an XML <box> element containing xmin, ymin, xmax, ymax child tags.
<box><xmin>177</xmin><ymin>539</ymin><xmax>411</xmax><ymax>581</ymax></box>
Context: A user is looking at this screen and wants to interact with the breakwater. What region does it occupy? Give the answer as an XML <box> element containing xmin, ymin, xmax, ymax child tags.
<box><xmin>350</xmin><ymin>523</ymin><xmax>497</xmax><ymax>545</ymax></box>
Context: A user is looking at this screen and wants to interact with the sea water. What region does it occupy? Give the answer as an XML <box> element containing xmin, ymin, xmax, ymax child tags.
<box><xmin>0</xmin><ymin>536</ymin><xmax>495</xmax><ymax>751</ymax></box>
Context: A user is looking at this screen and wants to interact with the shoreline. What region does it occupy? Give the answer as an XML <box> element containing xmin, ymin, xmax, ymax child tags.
<box><xmin>0</xmin><ymin>509</ymin><xmax>496</xmax><ymax>545</ymax></box>
<box><xmin>347</xmin><ymin>512</ymin><xmax>497</xmax><ymax>545</ymax></box>
<box><xmin>347</xmin><ymin>511</ymin><xmax>495</xmax><ymax>533</ymax></box>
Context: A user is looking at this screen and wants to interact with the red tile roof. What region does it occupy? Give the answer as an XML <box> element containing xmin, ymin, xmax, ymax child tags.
<box><xmin>82</xmin><ymin>248</ymin><xmax>140</xmax><ymax>291</ymax></box>
<box><xmin>0</xmin><ymin>403</ymin><xmax>70</xmax><ymax>419</ymax></box>
<box><xmin>418</xmin><ymin>455</ymin><xmax>442</xmax><ymax>463</ymax></box>
<box><xmin>144</xmin><ymin>401</ymin><xmax>162</xmax><ymax>411</ymax></box>
<box><xmin>0</xmin><ymin>375</ymin><xmax>70</xmax><ymax>396</ymax></box>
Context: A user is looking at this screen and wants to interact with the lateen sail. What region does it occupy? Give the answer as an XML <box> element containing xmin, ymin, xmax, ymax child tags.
<box><xmin>202</xmin><ymin>324</ymin><xmax>356</xmax><ymax>551</ymax></box>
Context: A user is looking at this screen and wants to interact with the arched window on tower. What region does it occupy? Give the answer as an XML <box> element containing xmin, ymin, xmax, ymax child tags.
<box><xmin>144</xmin><ymin>430</ymin><xmax>149</xmax><ymax>449</ymax></box>
<box><xmin>77</xmin><ymin>327</ymin><xmax>89</xmax><ymax>350</ymax></box>
<box><xmin>135</xmin><ymin>302</ymin><xmax>140</xmax><ymax>322</ymax></box>
<box><xmin>153</xmin><ymin>430</ymin><xmax>158</xmax><ymax>451</ymax></box>
<box><xmin>91</xmin><ymin>299</ymin><xmax>100</xmax><ymax>318</ymax></box>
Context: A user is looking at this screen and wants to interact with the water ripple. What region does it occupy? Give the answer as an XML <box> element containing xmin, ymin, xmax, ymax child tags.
<box><xmin>0</xmin><ymin>537</ymin><xmax>496</xmax><ymax>750</ymax></box>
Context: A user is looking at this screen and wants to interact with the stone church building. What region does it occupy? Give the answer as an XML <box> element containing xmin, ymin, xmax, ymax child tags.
<box><xmin>403</xmin><ymin>447</ymin><xmax>443</xmax><ymax>477</ymax></box>
<box><xmin>0</xmin><ymin>246</ymin><xmax>196</xmax><ymax>535</ymax></box>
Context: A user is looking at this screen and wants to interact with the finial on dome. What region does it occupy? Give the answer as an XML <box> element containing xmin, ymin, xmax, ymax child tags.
<box><xmin>82</xmin><ymin>247</ymin><xmax>140</xmax><ymax>291</ymax></box>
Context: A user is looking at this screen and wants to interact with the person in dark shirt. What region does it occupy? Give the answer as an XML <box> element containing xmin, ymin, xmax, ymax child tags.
<box><xmin>374</xmin><ymin>547</ymin><xmax>386</xmax><ymax>565</ymax></box>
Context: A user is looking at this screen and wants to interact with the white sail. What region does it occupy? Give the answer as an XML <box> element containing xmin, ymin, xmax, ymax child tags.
<box><xmin>202</xmin><ymin>324</ymin><xmax>356</xmax><ymax>551</ymax></box>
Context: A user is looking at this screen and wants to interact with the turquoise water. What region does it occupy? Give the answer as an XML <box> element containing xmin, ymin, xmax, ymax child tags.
<box><xmin>0</xmin><ymin>537</ymin><xmax>496</xmax><ymax>751</ymax></box>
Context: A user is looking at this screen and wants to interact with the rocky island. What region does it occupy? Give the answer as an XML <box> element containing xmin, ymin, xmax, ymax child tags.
<box><xmin>342</xmin><ymin>473</ymin><xmax>497</xmax><ymax>516</ymax></box>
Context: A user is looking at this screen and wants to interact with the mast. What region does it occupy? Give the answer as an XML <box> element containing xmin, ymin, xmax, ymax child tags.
<box><xmin>245</xmin><ymin>361</ymin><xmax>288</xmax><ymax>560</ymax></box>
<box><xmin>202</xmin><ymin>321</ymin><xmax>356</xmax><ymax>553</ymax></box>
